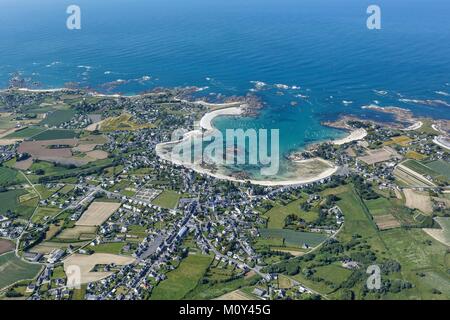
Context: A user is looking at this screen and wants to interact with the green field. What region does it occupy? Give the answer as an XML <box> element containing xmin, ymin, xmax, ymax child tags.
<box><xmin>0</xmin><ymin>252</ymin><xmax>42</xmax><ymax>290</ymax></box>
<box><xmin>259</xmin><ymin>228</ymin><xmax>327</xmax><ymax>248</ymax></box>
<box><xmin>4</xmin><ymin>126</ymin><xmax>47</xmax><ymax>139</ymax></box>
<box><xmin>381</xmin><ymin>228</ymin><xmax>450</xmax><ymax>299</ymax></box>
<box><xmin>151</xmin><ymin>190</ymin><xmax>181</xmax><ymax>209</ymax></box>
<box><xmin>34</xmin><ymin>184</ymin><xmax>61</xmax><ymax>199</ymax></box>
<box><xmin>40</xmin><ymin>110</ymin><xmax>76</xmax><ymax>127</ymax></box>
<box><xmin>0</xmin><ymin>115</ymin><xmax>15</xmax><ymax>130</ymax></box>
<box><xmin>26</xmin><ymin>158</ymin><xmax>114</xmax><ymax>183</ymax></box>
<box><xmin>29</xmin><ymin>161</ymin><xmax>68</xmax><ymax>176</ymax></box>
<box><xmin>127</xmin><ymin>225</ymin><xmax>148</xmax><ymax>239</ymax></box>
<box><xmin>0</xmin><ymin>167</ymin><xmax>23</xmax><ymax>186</ymax></box>
<box><xmin>31</xmin><ymin>207</ymin><xmax>61</xmax><ymax>223</ymax></box>
<box><xmin>335</xmin><ymin>186</ymin><xmax>381</xmax><ymax>244</ymax></box>
<box><xmin>30</xmin><ymin>129</ymin><xmax>78</xmax><ymax>141</ymax></box>
<box><xmin>313</xmin><ymin>263</ymin><xmax>352</xmax><ymax>286</ymax></box>
<box><xmin>151</xmin><ymin>254</ymin><xmax>213</xmax><ymax>300</ymax></box>
<box><xmin>0</xmin><ymin>190</ymin><xmax>27</xmax><ymax>214</ymax></box>
<box><xmin>100</xmin><ymin>113</ymin><xmax>155</xmax><ymax>132</ymax></box>
<box><xmin>0</xmin><ymin>189</ymin><xmax>37</xmax><ymax>218</ymax></box>
<box><xmin>306</xmin><ymin>186</ymin><xmax>449</xmax><ymax>299</ymax></box>
<box><xmin>402</xmin><ymin>159</ymin><xmax>449</xmax><ymax>183</ymax></box>
<box><xmin>72</xmin><ymin>284</ymin><xmax>87</xmax><ymax>300</ymax></box>
<box><xmin>268</xmin><ymin>184</ymin><xmax>450</xmax><ymax>299</ymax></box>
<box><xmin>324</xmin><ymin>185</ymin><xmax>388</xmax><ymax>255</ymax></box>
<box><xmin>365</xmin><ymin>195</ymin><xmax>417</xmax><ymax>226</ymax></box>
<box><xmin>402</xmin><ymin>159</ymin><xmax>436</xmax><ymax>176</ymax></box>
<box><xmin>364</xmin><ymin>197</ymin><xmax>394</xmax><ymax>216</ymax></box>
<box><xmin>264</xmin><ymin>198</ymin><xmax>318</xmax><ymax>229</ymax></box>
<box><xmin>59</xmin><ymin>184</ymin><xmax>75</xmax><ymax>194</ymax></box>
<box><xmin>429</xmin><ymin>217</ymin><xmax>450</xmax><ymax>246</ymax></box>
<box><xmin>184</xmin><ymin>270</ymin><xmax>260</xmax><ymax>300</ymax></box>
<box><xmin>90</xmin><ymin>243</ymin><xmax>127</xmax><ymax>255</ymax></box>
<box><xmin>426</xmin><ymin>160</ymin><xmax>450</xmax><ymax>180</ymax></box>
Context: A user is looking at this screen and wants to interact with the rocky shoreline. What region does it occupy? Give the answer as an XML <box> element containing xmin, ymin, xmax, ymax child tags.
<box><xmin>322</xmin><ymin>105</ymin><xmax>423</xmax><ymax>131</ymax></box>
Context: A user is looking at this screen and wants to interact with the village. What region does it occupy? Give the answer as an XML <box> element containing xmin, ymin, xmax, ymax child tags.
<box><xmin>0</xmin><ymin>88</ymin><xmax>449</xmax><ymax>300</ymax></box>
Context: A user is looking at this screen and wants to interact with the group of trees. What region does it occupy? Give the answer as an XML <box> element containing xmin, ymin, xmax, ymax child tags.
<box><xmin>352</xmin><ymin>175</ymin><xmax>379</xmax><ymax>200</ymax></box>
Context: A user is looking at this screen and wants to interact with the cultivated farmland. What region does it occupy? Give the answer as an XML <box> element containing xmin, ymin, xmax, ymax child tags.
<box><xmin>401</xmin><ymin>159</ymin><xmax>449</xmax><ymax>185</ymax></box>
<box><xmin>215</xmin><ymin>290</ymin><xmax>254</xmax><ymax>300</ymax></box>
<box><xmin>373</xmin><ymin>214</ymin><xmax>401</xmax><ymax>230</ymax></box>
<box><xmin>394</xmin><ymin>162</ymin><xmax>435</xmax><ymax>187</ymax></box>
<box><xmin>0</xmin><ymin>239</ymin><xmax>14</xmax><ymax>255</ymax></box>
<box><xmin>4</xmin><ymin>126</ymin><xmax>46</xmax><ymax>139</ymax></box>
<box><xmin>423</xmin><ymin>217</ymin><xmax>450</xmax><ymax>247</ymax></box>
<box><xmin>404</xmin><ymin>189</ymin><xmax>433</xmax><ymax>214</ymax></box>
<box><xmin>57</xmin><ymin>226</ymin><xmax>98</xmax><ymax>241</ymax></box>
<box><xmin>64</xmin><ymin>253</ymin><xmax>135</xmax><ymax>285</ymax></box>
<box><xmin>40</xmin><ymin>109</ymin><xmax>77</xmax><ymax>127</ymax></box>
<box><xmin>31</xmin><ymin>129</ymin><xmax>78</xmax><ymax>141</ymax></box>
<box><xmin>76</xmin><ymin>202</ymin><xmax>121</xmax><ymax>226</ymax></box>
<box><xmin>358</xmin><ymin>147</ymin><xmax>400</xmax><ymax>165</ymax></box>
<box><xmin>0</xmin><ymin>252</ymin><xmax>42</xmax><ymax>290</ymax></box>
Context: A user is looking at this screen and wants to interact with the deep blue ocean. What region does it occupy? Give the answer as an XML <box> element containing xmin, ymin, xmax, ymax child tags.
<box><xmin>1</xmin><ymin>0</ymin><xmax>449</xmax><ymax>165</ymax></box>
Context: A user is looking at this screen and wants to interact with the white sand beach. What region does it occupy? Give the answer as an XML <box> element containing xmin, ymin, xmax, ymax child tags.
<box><xmin>199</xmin><ymin>106</ymin><xmax>243</xmax><ymax>131</ymax></box>
<box><xmin>332</xmin><ymin>128</ymin><xmax>367</xmax><ymax>145</ymax></box>
<box><xmin>432</xmin><ymin>123</ymin><xmax>446</xmax><ymax>134</ymax></box>
<box><xmin>403</xmin><ymin>121</ymin><xmax>423</xmax><ymax>131</ymax></box>
<box><xmin>156</xmin><ymin>103</ymin><xmax>339</xmax><ymax>187</ymax></box>
<box><xmin>156</xmin><ymin>140</ymin><xmax>338</xmax><ymax>186</ymax></box>
<box><xmin>433</xmin><ymin>136</ymin><xmax>450</xmax><ymax>151</ymax></box>
<box><xmin>193</xmin><ymin>100</ymin><xmax>242</xmax><ymax>109</ymax></box>
<box><xmin>14</xmin><ymin>88</ymin><xmax>69</xmax><ymax>93</ymax></box>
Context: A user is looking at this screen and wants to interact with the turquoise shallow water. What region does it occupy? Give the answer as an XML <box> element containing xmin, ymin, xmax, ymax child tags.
<box><xmin>1</xmin><ymin>0</ymin><xmax>449</xmax><ymax>177</ymax></box>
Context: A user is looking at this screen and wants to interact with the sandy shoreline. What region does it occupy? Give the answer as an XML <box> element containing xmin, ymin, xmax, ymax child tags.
<box><xmin>1</xmin><ymin>87</ymin><xmax>141</xmax><ymax>98</ymax></box>
<box><xmin>332</xmin><ymin>128</ymin><xmax>367</xmax><ymax>145</ymax></box>
<box><xmin>403</xmin><ymin>121</ymin><xmax>423</xmax><ymax>131</ymax></box>
<box><xmin>4</xmin><ymin>87</ymin><xmax>344</xmax><ymax>186</ymax></box>
<box><xmin>433</xmin><ymin>136</ymin><xmax>450</xmax><ymax>151</ymax></box>
<box><xmin>199</xmin><ymin>107</ymin><xmax>243</xmax><ymax>131</ymax></box>
<box><xmin>12</xmin><ymin>88</ymin><xmax>69</xmax><ymax>93</ymax></box>
<box><xmin>156</xmin><ymin>103</ymin><xmax>340</xmax><ymax>186</ymax></box>
<box><xmin>156</xmin><ymin>140</ymin><xmax>338</xmax><ymax>186</ymax></box>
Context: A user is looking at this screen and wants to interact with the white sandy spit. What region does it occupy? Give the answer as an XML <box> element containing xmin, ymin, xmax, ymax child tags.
<box><xmin>332</xmin><ymin>128</ymin><xmax>368</xmax><ymax>145</ymax></box>
<box><xmin>403</xmin><ymin>121</ymin><xmax>423</xmax><ymax>131</ymax></box>
<box><xmin>199</xmin><ymin>106</ymin><xmax>243</xmax><ymax>131</ymax></box>
<box><xmin>433</xmin><ymin>136</ymin><xmax>450</xmax><ymax>151</ymax></box>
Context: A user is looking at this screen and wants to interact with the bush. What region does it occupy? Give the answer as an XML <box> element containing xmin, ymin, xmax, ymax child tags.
<box><xmin>6</xmin><ymin>290</ymin><xmax>23</xmax><ymax>298</ymax></box>
<box><xmin>286</xmin><ymin>263</ymin><xmax>300</xmax><ymax>276</ymax></box>
<box><xmin>340</xmin><ymin>289</ymin><xmax>355</xmax><ymax>300</ymax></box>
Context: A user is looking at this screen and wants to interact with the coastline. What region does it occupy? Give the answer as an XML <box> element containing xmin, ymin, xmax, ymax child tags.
<box><xmin>199</xmin><ymin>106</ymin><xmax>243</xmax><ymax>131</ymax></box>
<box><xmin>433</xmin><ymin>136</ymin><xmax>450</xmax><ymax>151</ymax></box>
<box><xmin>4</xmin><ymin>86</ymin><xmax>349</xmax><ymax>187</ymax></box>
<box><xmin>332</xmin><ymin>128</ymin><xmax>367</xmax><ymax>145</ymax></box>
<box><xmin>156</xmin><ymin>103</ymin><xmax>340</xmax><ymax>187</ymax></box>
<box><xmin>1</xmin><ymin>87</ymin><xmax>143</xmax><ymax>98</ymax></box>
<box><xmin>403</xmin><ymin>121</ymin><xmax>423</xmax><ymax>131</ymax></box>
<box><xmin>156</xmin><ymin>140</ymin><xmax>339</xmax><ymax>187</ymax></box>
